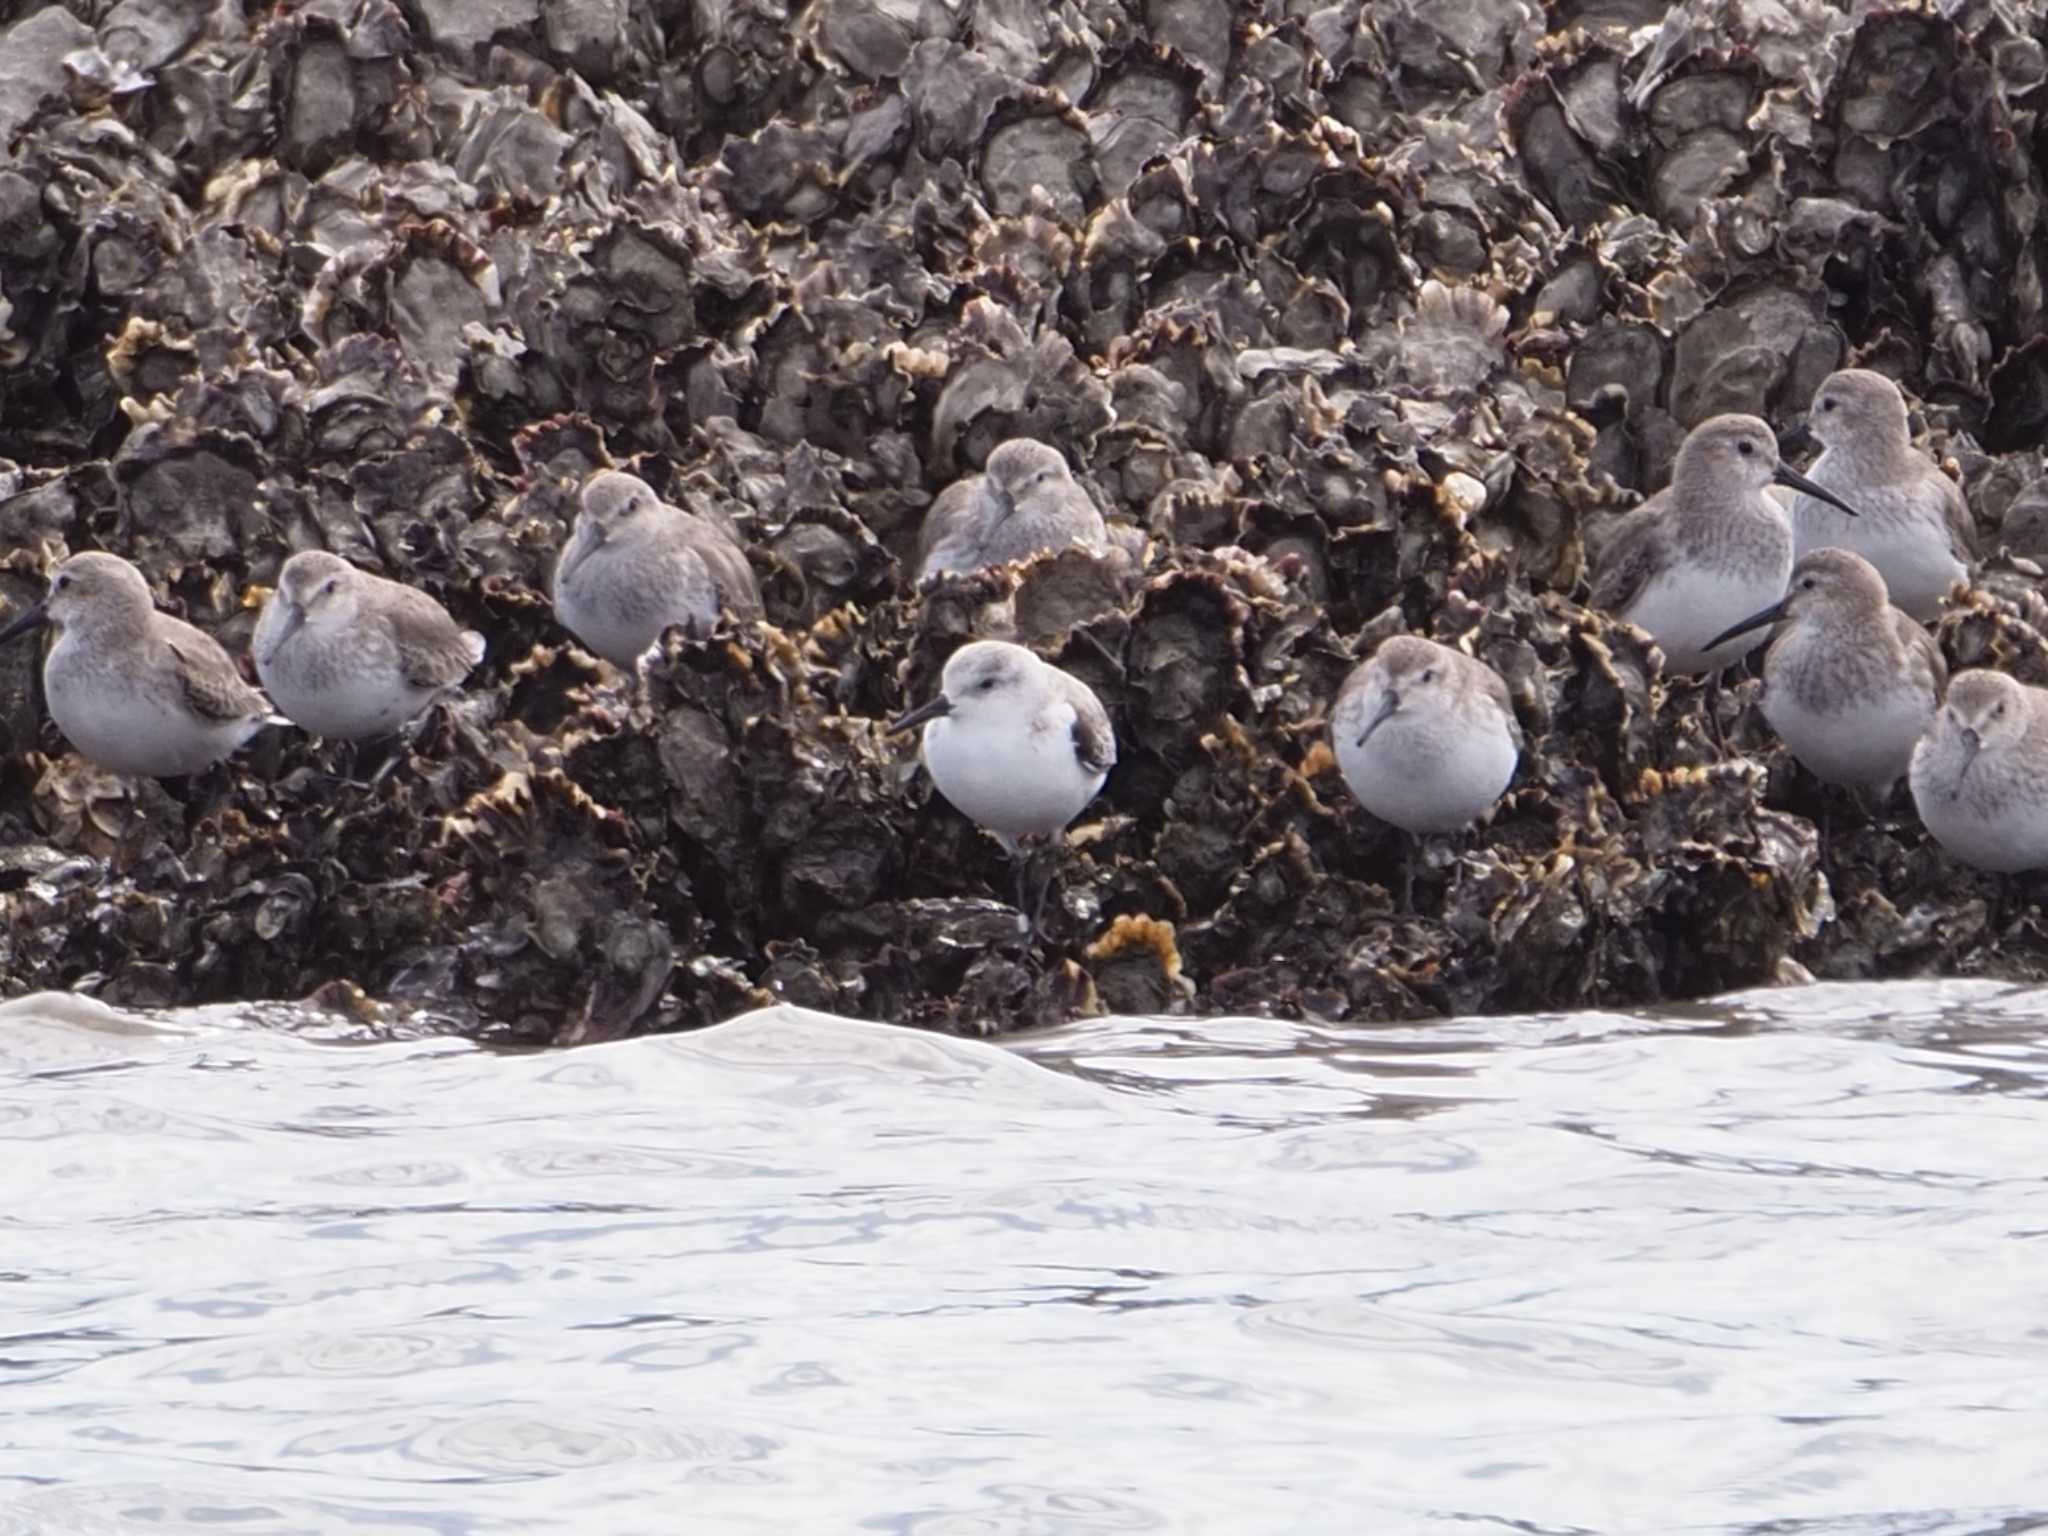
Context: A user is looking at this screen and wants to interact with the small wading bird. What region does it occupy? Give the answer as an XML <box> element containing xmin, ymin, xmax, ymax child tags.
<box><xmin>1590</xmin><ymin>413</ymin><xmax>1861</xmax><ymax>749</ymax></box>
<box><xmin>1330</xmin><ymin>634</ymin><xmax>1522</xmax><ymax>912</ymax></box>
<box><xmin>254</xmin><ymin>551</ymin><xmax>485</xmax><ymax>743</ymax></box>
<box><xmin>0</xmin><ymin>551</ymin><xmax>282</xmax><ymax>778</ymax></box>
<box><xmin>1910</xmin><ymin>669</ymin><xmax>2048</xmax><ymax>876</ymax></box>
<box><xmin>916</xmin><ymin>439</ymin><xmax>1110</xmax><ymax>582</ymax></box>
<box><xmin>1700</xmin><ymin>547</ymin><xmax>1945</xmax><ymax>811</ymax></box>
<box><xmin>889</xmin><ymin>639</ymin><xmax>1116</xmax><ymax>935</ymax></box>
<box><xmin>1787</xmin><ymin>369</ymin><xmax>1975</xmax><ymax>622</ymax></box>
<box><xmin>553</xmin><ymin>469</ymin><xmax>763</xmax><ymax>669</ymax></box>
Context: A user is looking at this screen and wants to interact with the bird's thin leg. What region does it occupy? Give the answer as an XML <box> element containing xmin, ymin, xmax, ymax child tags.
<box><xmin>1703</xmin><ymin>669</ymin><xmax>1731</xmax><ymax>758</ymax></box>
<box><xmin>1398</xmin><ymin>837</ymin><xmax>1416</xmax><ymax>917</ymax></box>
<box><xmin>1026</xmin><ymin>849</ymin><xmax>1058</xmax><ymax>938</ymax></box>
<box><xmin>1010</xmin><ymin>847</ymin><xmax>1035</xmax><ymax>936</ymax></box>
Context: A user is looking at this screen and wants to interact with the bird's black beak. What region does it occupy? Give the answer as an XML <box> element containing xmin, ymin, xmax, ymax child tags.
<box><xmin>0</xmin><ymin>596</ymin><xmax>49</xmax><ymax>647</ymax></box>
<box><xmin>1777</xmin><ymin>423</ymin><xmax>1818</xmax><ymax>460</ymax></box>
<box><xmin>1356</xmin><ymin>690</ymin><xmax>1399</xmax><ymax>748</ymax></box>
<box><xmin>1701</xmin><ymin>596</ymin><xmax>1793</xmax><ymax>655</ymax></box>
<box><xmin>1772</xmin><ymin>462</ymin><xmax>1858</xmax><ymax>517</ymax></box>
<box><xmin>888</xmin><ymin>694</ymin><xmax>952</xmax><ymax>734</ymax></box>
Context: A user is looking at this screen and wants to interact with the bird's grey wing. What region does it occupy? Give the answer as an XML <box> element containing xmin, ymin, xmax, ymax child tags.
<box><xmin>166</xmin><ymin>631</ymin><xmax>266</xmax><ymax>722</ymax></box>
<box><xmin>689</xmin><ymin>522</ymin><xmax>763</xmax><ymax>619</ymax></box>
<box><xmin>1934</xmin><ymin>469</ymin><xmax>1978</xmax><ymax>563</ymax></box>
<box><xmin>1896</xmin><ymin>610</ymin><xmax>1948</xmax><ymax>701</ymax></box>
<box><xmin>1069</xmin><ymin>688</ymin><xmax>1116</xmax><ymax>776</ymax></box>
<box><xmin>1587</xmin><ymin>505</ymin><xmax>1667</xmax><ymax>617</ymax></box>
<box><xmin>1475</xmin><ymin>660</ymin><xmax>1526</xmax><ymax>752</ymax></box>
<box><xmin>388</xmin><ymin>591</ymin><xmax>486</xmax><ymax>689</ymax></box>
<box><xmin>916</xmin><ymin>479</ymin><xmax>988</xmax><ymax>579</ymax></box>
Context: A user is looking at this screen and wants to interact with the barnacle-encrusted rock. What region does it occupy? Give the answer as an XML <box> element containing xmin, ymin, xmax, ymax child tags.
<box><xmin>2</xmin><ymin>0</ymin><xmax>2047</xmax><ymax>1041</ymax></box>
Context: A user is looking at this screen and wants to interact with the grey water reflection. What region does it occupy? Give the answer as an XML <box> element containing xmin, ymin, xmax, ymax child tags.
<box><xmin>3</xmin><ymin>982</ymin><xmax>2048</xmax><ymax>1533</ymax></box>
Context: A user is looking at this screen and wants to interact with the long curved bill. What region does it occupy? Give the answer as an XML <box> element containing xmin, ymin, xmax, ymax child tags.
<box><xmin>1773</xmin><ymin>462</ymin><xmax>1859</xmax><ymax>517</ymax></box>
<box><xmin>1355</xmin><ymin>692</ymin><xmax>1399</xmax><ymax>749</ymax></box>
<box><xmin>257</xmin><ymin>602</ymin><xmax>304</xmax><ymax>667</ymax></box>
<box><xmin>0</xmin><ymin>597</ymin><xmax>49</xmax><ymax>647</ymax></box>
<box><xmin>887</xmin><ymin>694</ymin><xmax>952</xmax><ymax>734</ymax></box>
<box><xmin>1702</xmin><ymin>595</ymin><xmax>1792</xmax><ymax>655</ymax></box>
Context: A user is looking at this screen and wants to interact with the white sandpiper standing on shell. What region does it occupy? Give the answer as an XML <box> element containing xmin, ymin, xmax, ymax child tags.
<box><xmin>1909</xmin><ymin>669</ymin><xmax>2048</xmax><ymax>874</ymax></box>
<box><xmin>1788</xmin><ymin>368</ymin><xmax>1976</xmax><ymax>623</ymax></box>
<box><xmin>888</xmin><ymin>639</ymin><xmax>1116</xmax><ymax>934</ymax></box>
<box><xmin>1329</xmin><ymin>634</ymin><xmax>1521</xmax><ymax>910</ymax></box>
<box><xmin>1590</xmin><ymin>413</ymin><xmax>1862</xmax><ymax>678</ymax></box>
<box><xmin>1701</xmin><ymin>546</ymin><xmax>1946</xmax><ymax>801</ymax></box>
<box><xmin>254</xmin><ymin>550</ymin><xmax>485</xmax><ymax>741</ymax></box>
<box><xmin>0</xmin><ymin>550</ymin><xmax>282</xmax><ymax>778</ymax></box>
<box><xmin>916</xmin><ymin>439</ymin><xmax>1110</xmax><ymax>583</ymax></box>
<box><xmin>552</xmin><ymin>469</ymin><xmax>763</xmax><ymax>669</ymax></box>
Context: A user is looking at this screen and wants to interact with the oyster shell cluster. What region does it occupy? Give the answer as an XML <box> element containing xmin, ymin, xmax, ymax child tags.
<box><xmin>2</xmin><ymin>0</ymin><xmax>2047</xmax><ymax>1041</ymax></box>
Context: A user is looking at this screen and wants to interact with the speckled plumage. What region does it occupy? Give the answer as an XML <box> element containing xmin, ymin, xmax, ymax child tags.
<box><xmin>254</xmin><ymin>551</ymin><xmax>484</xmax><ymax>740</ymax></box>
<box><xmin>1590</xmin><ymin>415</ymin><xmax>1859</xmax><ymax>677</ymax></box>
<box><xmin>917</xmin><ymin>440</ymin><xmax>1109</xmax><ymax>582</ymax></box>
<box><xmin>1789</xmin><ymin>370</ymin><xmax>1974</xmax><ymax>622</ymax></box>
<box><xmin>553</xmin><ymin>470</ymin><xmax>763</xmax><ymax>668</ymax></box>
<box><xmin>1910</xmin><ymin>670</ymin><xmax>2048</xmax><ymax>872</ymax></box>
<box><xmin>1703</xmin><ymin>548</ymin><xmax>1944</xmax><ymax>796</ymax></box>
<box><xmin>1330</xmin><ymin>634</ymin><xmax>1521</xmax><ymax>834</ymax></box>
<box><xmin>0</xmin><ymin>551</ymin><xmax>279</xmax><ymax>777</ymax></box>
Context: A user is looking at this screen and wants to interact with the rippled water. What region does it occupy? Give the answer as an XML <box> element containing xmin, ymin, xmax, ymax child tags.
<box><xmin>5</xmin><ymin>982</ymin><xmax>2048</xmax><ymax>1533</ymax></box>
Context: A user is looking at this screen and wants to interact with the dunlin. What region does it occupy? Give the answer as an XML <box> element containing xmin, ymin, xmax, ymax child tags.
<box><xmin>254</xmin><ymin>551</ymin><xmax>485</xmax><ymax>741</ymax></box>
<box><xmin>1590</xmin><ymin>414</ymin><xmax>1860</xmax><ymax>676</ymax></box>
<box><xmin>888</xmin><ymin>639</ymin><xmax>1115</xmax><ymax>932</ymax></box>
<box><xmin>0</xmin><ymin>551</ymin><xmax>279</xmax><ymax>777</ymax></box>
<box><xmin>1330</xmin><ymin>635</ymin><xmax>1520</xmax><ymax>908</ymax></box>
<box><xmin>1909</xmin><ymin>669</ymin><xmax>2048</xmax><ymax>873</ymax></box>
<box><xmin>553</xmin><ymin>470</ymin><xmax>763</xmax><ymax>668</ymax></box>
<box><xmin>1789</xmin><ymin>369</ymin><xmax>1974</xmax><ymax>622</ymax></box>
<box><xmin>917</xmin><ymin>439</ymin><xmax>1109</xmax><ymax>582</ymax></box>
<box><xmin>1702</xmin><ymin>547</ymin><xmax>1945</xmax><ymax>798</ymax></box>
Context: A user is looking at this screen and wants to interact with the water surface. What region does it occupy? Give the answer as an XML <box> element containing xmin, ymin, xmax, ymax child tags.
<box><xmin>4</xmin><ymin>981</ymin><xmax>2046</xmax><ymax>1533</ymax></box>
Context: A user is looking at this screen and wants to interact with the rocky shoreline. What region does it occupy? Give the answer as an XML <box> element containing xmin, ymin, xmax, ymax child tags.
<box><xmin>2</xmin><ymin>0</ymin><xmax>2047</xmax><ymax>1042</ymax></box>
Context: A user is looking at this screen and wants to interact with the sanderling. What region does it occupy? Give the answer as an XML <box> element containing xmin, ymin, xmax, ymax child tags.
<box><xmin>889</xmin><ymin>639</ymin><xmax>1115</xmax><ymax>933</ymax></box>
<box><xmin>0</xmin><ymin>551</ymin><xmax>280</xmax><ymax>777</ymax></box>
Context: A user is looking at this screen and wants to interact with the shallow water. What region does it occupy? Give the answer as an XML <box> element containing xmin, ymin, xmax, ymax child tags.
<box><xmin>4</xmin><ymin>982</ymin><xmax>2048</xmax><ymax>1534</ymax></box>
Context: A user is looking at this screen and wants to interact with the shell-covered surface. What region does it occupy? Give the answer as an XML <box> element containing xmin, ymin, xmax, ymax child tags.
<box><xmin>2</xmin><ymin>0</ymin><xmax>2047</xmax><ymax>1042</ymax></box>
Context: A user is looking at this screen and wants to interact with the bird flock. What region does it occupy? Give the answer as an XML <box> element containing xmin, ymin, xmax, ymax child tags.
<box><xmin>0</xmin><ymin>367</ymin><xmax>2036</xmax><ymax>942</ymax></box>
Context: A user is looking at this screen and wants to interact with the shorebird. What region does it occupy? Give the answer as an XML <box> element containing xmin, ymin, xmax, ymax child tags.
<box><xmin>1789</xmin><ymin>369</ymin><xmax>1975</xmax><ymax>622</ymax></box>
<box><xmin>1910</xmin><ymin>669</ymin><xmax>2048</xmax><ymax>873</ymax></box>
<box><xmin>254</xmin><ymin>551</ymin><xmax>484</xmax><ymax>741</ymax></box>
<box><xmin>1702</xmin><ymin>547</ymin><xmax>1945</xmax><ymax>800</ymax></box>
<box><xmin>888</xmin><ymin>639</ymin><xmax>1115</xmax><ymax>933</ymax></box>
<box><xmin>916</xmin><ymin>440</ymin><xmax>1109</xmax><ymax>582</ymax></box>
<box><xmin>1330</xmin><ymin>634</ymin><xmax>1521</xmax><ymax>910</ymax></box>
<box><xmin>0</xmin><ymin>551</ymin><xmax>280</xmax><ymax>777</ymax></box>
<box><xmin>1590</xmin><ymin>413</ymin><xmax>1862</xmax><ymax>677</ymax></box>
<box><xmin>553</xmin><ymin>470</ymin><xmax>762</xmax><ymax>668</ymax></box>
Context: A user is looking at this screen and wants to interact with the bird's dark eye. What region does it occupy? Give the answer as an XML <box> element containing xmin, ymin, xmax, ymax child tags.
<box><xmin>320</xmin><ymin>579</ymin><xmax>339</xmax><ymax>597</ymax></box>
<box><xmin>1737</xmin><ymin>440</ymin><xmax>1755</xmax><ymax>456</ymax></box>
<box><xmin>1801</xmin><ymin>577</ymin><xmax>1816</xmax><ymax>590</ymax></box>
<box><xmin>52</xmin><ymin>574</ymin><xmax>69</xmax><ymax>590</ymax></box>
<box><xmin>1995</xmin><ymin>702</ymin><xmax>2007</xmax><ymax>719</ymax></box>
<box><xmin>1419</xmin><ymin>667</ymin><xmax>1437</xmax><ymax>685</ymax></box>
<box><xmin>1820</xmin><ymin>398</ymin><xmax>1836</xmax><ymax>412</ymax></box>
<box><xmin>978</xmin><ymin>677</ymin><xmax>998</xmax><ymax>692</ymax></box>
